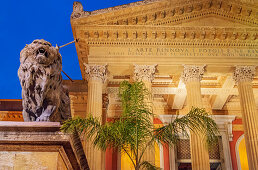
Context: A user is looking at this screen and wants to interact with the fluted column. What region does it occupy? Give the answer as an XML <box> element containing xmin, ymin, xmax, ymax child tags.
<box><xmin>233</xmin><ymin>66</ymin><xmax>258</xmax><ymax>169</ymax></box>
<box><xmin>181</xmin><ymin>65</ymin><xmax>210</xmax><ymax>170</ymax></box>
<box><xmin>134</xmin><ymin>64</ymin><xmax>157</xmax><ymax>165</ymax></box>
<box><xmin>84</xmin><ymin>64</ymin><xmax>107</xmax><ymax>170</ymax></box>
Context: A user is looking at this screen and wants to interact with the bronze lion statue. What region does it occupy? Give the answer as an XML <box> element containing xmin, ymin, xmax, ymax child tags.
<box><xmin>18</xmin><ymin>39</ymin><xmax>71</xmax><ymax>122</ymax></box>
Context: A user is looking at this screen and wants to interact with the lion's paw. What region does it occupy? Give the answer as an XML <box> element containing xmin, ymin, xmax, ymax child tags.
<box><xmin>36</xmin><ymin>105</ymin><xmax>56</xmax><ymax>122</ymax></box>
<box><xmin>36</xmin><ymin>115</ymin><xmax>50</xmax><ymax>122</ymax></box>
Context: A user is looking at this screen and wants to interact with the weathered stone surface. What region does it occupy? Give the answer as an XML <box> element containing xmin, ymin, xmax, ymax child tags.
<box><xmin>18</xmin><ymin>39</ymin><xmax>71</xmax><ymax>122</ymax></box>
<box><xmin>0</xmin><ymin>121</ymin><xmax>88</xmax><ymax>170</ymax></box>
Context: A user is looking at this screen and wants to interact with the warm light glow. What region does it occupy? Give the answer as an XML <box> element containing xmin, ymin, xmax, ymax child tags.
<box><xmin>121</xmin><ymin>150</ymin><xmax>134</xmax><ymax>170</ymax></box>
<box><xmin>239</xmin><ymin>138</ymin><xmax>249</xmax><ymax>170</ymax></box>
<box><xmin>155</xmin><ymin>141</ymin><xmax>160</xmax><ymax>168</ymax></box>
<box><xmin>120</xmin><ymin>143</ymin><xmax>161</xmax><ymax>170</ymax></box>
<box><xmin>121</xmin><ymin>124</ymin><xmax>162</xmax><ymax>169</ymax></box>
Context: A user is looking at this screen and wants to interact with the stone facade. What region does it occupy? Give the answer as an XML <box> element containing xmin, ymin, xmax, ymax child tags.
<box><xmin>0</xmin><ymin>121</ymin><xmax>87</xmax><ymax>169</ymax></box>
<box><xmin>69</xmin><ymin>0</ymin><xmax>257</xmax><ymax>169</ymax></box>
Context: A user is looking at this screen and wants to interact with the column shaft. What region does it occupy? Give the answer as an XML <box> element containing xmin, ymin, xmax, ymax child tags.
<box><xmin>87</xmin><ymin>79</ymin><xmax>102</xmax><ymax>117</ymax></box>
<box><xmin>134</xmin><ymin>64</ymin><xmax>157</xmax><ymax>166</ymax></box>
<box><xmin>233</xmin><ymin>65</ymin><xmax>258</xmax><ymax>169</ymax></box>
<box><xmin>182</xmin><ymin>65</ymin><xmax>210</xmax><ymax>170</ymax></box>
<box><xmin>84</xmin><ymin>64</ymin><xmax>107</xmax><ymax>170</ymax></box>
<box><xmin>186</xmin><ymin>82</ymin><xmax>202</xmax><ymax>108</ymax></box>
<box><xmin>86</xmin><ymin>78</ymin><xmax>104</xmax><ymax>170</ymax></box>
<box><xmin>186</xmin><ymin>81</ymin><xmax>210</xmax><ymax>170</ymax></box>
<box><xmin>238</xmin><ymin>81</ymin><xmax>258</xmax><ymax>169</ymax></box>
<box><xmin>142</xmin><ymin>80</ymin><xmax>155</xmax><ymax>165</ymax></box>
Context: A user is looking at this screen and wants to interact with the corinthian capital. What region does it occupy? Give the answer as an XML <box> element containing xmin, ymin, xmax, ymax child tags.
<box><xmin>233</xmin><ymin>66</ymin><xmax>256</xmax><ymax>83</ymax></box>
<box><xmin>134</xmin><ymin>64</ymin><xmax>157</xmax><ymax>82</ymax></box>
<box><xmin>84</xmin><ymin>63</ymin><xmax>107</xmax><ymax>83</ymax></box>
<box><xmin>181</xmin><ymin>65</ymin><xmax>206</xmax><ymax>83</ymax></box>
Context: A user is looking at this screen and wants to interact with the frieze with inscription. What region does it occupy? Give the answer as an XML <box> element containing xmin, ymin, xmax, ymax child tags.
<box><xmin>90</xmin><ymin>47</ymin><xmax>257</xmax><ymax>58</ymax></box>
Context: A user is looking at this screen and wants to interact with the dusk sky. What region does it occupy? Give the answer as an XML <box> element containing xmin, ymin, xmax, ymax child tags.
<box><xmin>0</xmin><ymin>0</ymin><xmax>139</xmax><ymax>99</ymax></box>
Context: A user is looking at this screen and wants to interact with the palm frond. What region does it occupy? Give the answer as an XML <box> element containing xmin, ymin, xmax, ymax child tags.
<box><xmin>154</xmin><ymin>107</ymin><xmax>219</xmax><ymax>146</ymax></box>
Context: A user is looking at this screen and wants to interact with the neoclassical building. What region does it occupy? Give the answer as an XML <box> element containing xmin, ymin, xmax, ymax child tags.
<box><xmin>0</xmin><ymin>0</ymin><xmax>257</xmax><ymax>169</ymax></box>
<box><xmin>67</xmin><ymin>0</ymin><xmax>257</xmax><ymax>169</ymax></box>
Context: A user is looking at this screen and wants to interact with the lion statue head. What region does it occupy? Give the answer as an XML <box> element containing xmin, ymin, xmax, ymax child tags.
<box><xmin>18</xmin><ymin>39</ymin><xmax>71</xmax><ymax>122</ymax></box>
<box><xmin>20</xmin><ymin>39</ymin><xmax>61</xmax><ymax>67</ymax></box>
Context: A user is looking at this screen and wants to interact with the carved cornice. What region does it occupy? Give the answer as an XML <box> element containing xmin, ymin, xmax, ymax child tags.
<box><xmin>233</xmin><ymin>65</ymin><xmax>256</xmax><ymax>83</ymax></box>
<box><xmin>74</xmin><ymin>26</ymin><xmax>257</xmax><ymax>47</ymax></box>
<box><xmin>84</xmin><ymin>64</ymin><xmax>108</xmax><ymax>83</ymax></box>
<box><xmin>71</xmin><ymin>0</ymin><xmax>257</xmax><ymax>27</ymax></box>
<box><xmin>134</xmin><ymin>64</ymin><xmax>157</xmax><ymax>82</ymax></box>
<box><xmin>181</xmin><ymin>65</ymin><xmax>206</xmax><ymax>83</ymax></box>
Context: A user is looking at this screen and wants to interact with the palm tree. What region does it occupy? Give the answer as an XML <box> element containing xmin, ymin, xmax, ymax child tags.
<box><xmin>61</xmin><ymin>81</ymin><xmax>218</xmax><ymax>170</ymax></box>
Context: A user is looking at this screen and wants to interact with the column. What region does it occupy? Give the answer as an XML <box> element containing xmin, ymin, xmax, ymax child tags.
<box><xmin>233</xmin><ymin>66</ymin><xmax>258</xmax><ymax>169</ymax></box>
<box><xmin>181</xmin><ymin>65</ymin><xmax>210</xmax><ymax>170</ymax></box>
<box><xmin>169</xmin><ymin>145</ymin><xmax>177</xmax><ymax>170</ymax></box>
<box><xmin>134</xmin><ymin>64</ymin><xmax>157</xmax><ymax>165</ymax></box>
<box><xmin>84</xmin><ymin>64</ymin><xmax>107</xmax><ymax>170</ymax></box>
<box><xmin>221</xmin><ymin>131</ymin><xmax>233</xmax><ymax>170</ymax></box>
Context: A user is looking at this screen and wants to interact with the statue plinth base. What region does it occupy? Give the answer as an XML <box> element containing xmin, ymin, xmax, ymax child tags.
<box><xmin>0</xmin><ymin>121</ymin><xmax>87</xmax><ymax>169</ymax></box>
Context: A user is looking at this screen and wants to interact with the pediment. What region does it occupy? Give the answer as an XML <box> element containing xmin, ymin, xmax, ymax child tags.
<box><xmin>71</xmin><ymin>0</ymin><xmax>257</xmax><ymax>27</ymax></box>
<box><xmin>172</xmin><ymin>16</ymin><xmax>251</xmax><ymax>27</ymax></box>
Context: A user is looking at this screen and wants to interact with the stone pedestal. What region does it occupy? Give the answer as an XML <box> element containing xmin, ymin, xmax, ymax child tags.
<box><xmin>233</xmin><ymin>66</ymin><xmax>258</xmax><ymax>169</ymax></box>
<box><xmin>0</xmin><ymin>121</ymin><xmax>87</xmax><ymax>170</ymax></box>
<box><xmin>84</xmin><ymin>64</ymin><xmax>107</xmax><ymax>170</ymax></box>
<box><xmin>181</xmin><ymin>65</ymin><xmax>210</xmax><ymax>170</ymax></box>
<box><xmin>134</xmin><ymin>64</ymin><xmax>157</xmax><ymax>165</ymax></box>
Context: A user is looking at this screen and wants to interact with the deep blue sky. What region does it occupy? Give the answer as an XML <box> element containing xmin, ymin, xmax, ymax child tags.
<box><xmin>0</xmin><ymin>0</ymin><xmax>139</xmax><ymax>99</ymax></box>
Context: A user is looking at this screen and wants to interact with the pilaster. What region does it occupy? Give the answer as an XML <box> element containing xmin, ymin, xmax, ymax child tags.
<box><xmin>181</xmin><ymin>65</ymin><xmax>210</xmax><ymax>170</ymax></box>
<box><xmin>233</xmin><ymin>65</ymin><xmax>258</xmax><ymax>169</ymax></box>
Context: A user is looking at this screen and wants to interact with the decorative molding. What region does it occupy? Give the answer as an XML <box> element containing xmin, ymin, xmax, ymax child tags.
<box><xmin>212</xmin><ymin>115</ymin><xmax>236</xmax><ymax>141</ymax></box>
<box><xmin>233</xmin><ymin>65</ymin><xmax>256</xmax><ymax>83</ymax></box>
<box><xmin>133</xmin><ymin>64</ymin><xmax>157</xmax><ymax>82</ymax></box>
<box><xmin>75</xmin><ymin>26</ymin><xmax>258</xmax><ymax>43</ymax></box>
<box><xmin>181</xmin><ymin>65</ymin><xmax>206</xmax><ymax>83</ymax></box>
<box><xmin>0</xmin><ymin>111</ymin><xmax>23</xmax><ymax>121</ymax></box>
<box><xmin>84</xmin><ymin>64</ymin><xmax>108</xmax><ymax>83</ymax></box>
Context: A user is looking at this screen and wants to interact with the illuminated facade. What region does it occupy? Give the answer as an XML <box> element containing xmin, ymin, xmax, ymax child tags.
<box><xmin>69</xmin><ymin>0</ymin><xmax>257</xmax><ymax>169</ymax></box>
<box><xmin>1</xmin><ymin>0</ymin><xmax>258</xmax><ymax>169</ymax></box>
